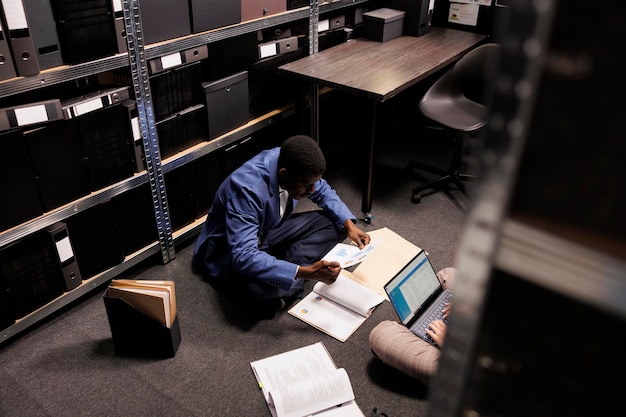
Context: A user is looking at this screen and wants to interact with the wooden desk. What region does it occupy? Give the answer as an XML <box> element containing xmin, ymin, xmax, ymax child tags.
<box><xmin>279</xmin><ymin>27</ymin><xmax>487</xmax><ymax>222</ymax></box>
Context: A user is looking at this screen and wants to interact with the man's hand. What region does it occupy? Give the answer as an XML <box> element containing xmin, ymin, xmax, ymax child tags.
<box><xmin>344</xmin><ymin>220</ymin><xmax>370</xmax><ymax>249</ymax></box>
<box><xmin>425</xmin><ymin>320</ymin><xmax>447</xmax><ymax>348</ymax></box>
<box><xmin>297</xmin><ymin>260</ymin><xmax>341</xmax><ymax>285</ymax></box>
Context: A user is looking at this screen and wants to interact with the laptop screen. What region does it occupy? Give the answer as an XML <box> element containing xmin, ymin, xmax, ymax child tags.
<box><xmin>384</xmin><ymin>250</ymin><xmax>441</xmax><ymax>325</ymax></box>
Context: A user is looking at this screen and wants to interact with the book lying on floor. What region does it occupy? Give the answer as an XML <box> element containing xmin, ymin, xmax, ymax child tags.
<box><xmin>289</xmin><ymin>227</ymin><xmax>421</xmax><ymax>341</ymax></box>
<box><xmin>288</xmin><ymin>273</ymin><xmax>384</xmax><ymax>342</ymax></box>
<box><xmin>250</xmin><ymin>342</ymin><xmax>365</xmax><ymax>417</ymax></box>
<box><xmin>106</xmin><ymin>280</ymin><xmax>177</xmax><ymax>328</ymax></box>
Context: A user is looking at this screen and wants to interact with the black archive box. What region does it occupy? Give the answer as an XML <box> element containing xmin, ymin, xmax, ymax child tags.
<box><xmin>0</xmin><ymin>230</ymin><xmax>65</xmax><ymax>319</ymax></box>
<box><xmin>189</xmin><ymin>0</ymin><xmax>240</xmax><ymax>33</ymax></box>
<box><xmin>103</xmin><ymin>293</ymin><xmax>181</xmax><ymax>358</ymax></box>
<box><xmin>138</xmin><ymin>0</ymin><xmax>191</xmax><ymax>45</ymax></box>
<box><xmin>202</xmin><ymin>71</ymin><xmax>249</xmax><ymax>140</ymax></box>
<box><xmin>363</xmin><ymin>8</ymin><xmax>406</xmax><ymax>42</ymax></box>
<box><xmin>0</xmin><ymin>129</ymin><xmax>43</xmax><ymax>231</ymax></box>
<box><xmin>50</xmin><ymin>0</ymin><xmax>118</xmax><ymax>64</ymax></box>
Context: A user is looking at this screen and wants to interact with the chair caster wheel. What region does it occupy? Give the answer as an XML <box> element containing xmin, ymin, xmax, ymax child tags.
<box><xmin>363</xmin><ymin>213</ymin><xmax>374</xmax><ymax>224</ymax></box>
<box><xmin>411</xmin><ymin>193</ymin><xmax>421</xmax><ymax>204</ymax></box>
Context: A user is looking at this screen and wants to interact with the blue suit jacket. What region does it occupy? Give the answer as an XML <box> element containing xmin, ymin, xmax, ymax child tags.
<box><xmin>193</xmin><ymin>147</ymin><xmax>355</xmax><ymax>291</ymax></box>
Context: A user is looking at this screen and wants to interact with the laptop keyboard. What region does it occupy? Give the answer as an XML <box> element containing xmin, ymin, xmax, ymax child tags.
<box><xmin>412</xmin><ymin>291</ymin><xmax>453</xmax><ymax>345</ymax></box>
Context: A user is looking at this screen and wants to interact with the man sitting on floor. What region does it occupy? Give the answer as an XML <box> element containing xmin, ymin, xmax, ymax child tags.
<box><xmin>192</xmin><ymin>135</ymin><xmax>370</xmax><ymax>315</ymax></box>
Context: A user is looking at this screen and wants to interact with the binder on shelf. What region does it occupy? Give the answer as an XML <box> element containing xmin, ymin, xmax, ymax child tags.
<box><xmin>45</xmin><ymin>222</ymin><xmax>82</xmax><ymax>291</ymax></box>
<box><xmin>0</xmin><ymin>277</ymin><xmax>15</xmax><ymax>331</ymax></box>
<box><xmin>65</xmin><ymin>200</ymin><xmax>124</xmax><ymax>279</ymax></box>
<box><xmin>22</xmin><ymin>0</ymin><xmax>63</xmax><ymax>70</ymax></box>
<box><xmin>0</xmin><ymin>230</ymin><xmax>65</xmax><ymax>319</ymax></box>
<box><xmin>0</xmin><ymin>128</ymin><xmax>43</xmax><ymax>231</ymax></box>
<box><xmin>61</xmin><ymin>86</ymin><xmax>131</xmax><ymax>119</ymax></box>
<box><xmin>50</xmin><ymin>0</ymin><xmax>118</xmax><ymax>64</ymax></box>
<box><xmin>121</xmin><ymin>99</ymin><xmax>145</xmax><ymax>172</ymax></box>
<box><xmin>164</xmin><ymin>164</ymin><xmax>199</xmax><ymax>231</ymax></box>
<box><xmin>202</xmin><ymin>70</ymin><xmax>249</xmax><ymax>140</ymax></box>
<box><xmin>111</xmin><ymin>184</ymin><xmax>159</xmax><ymax>256</ymax></box>
<box><xmin>155</xmin><ymin>103</ymin><xmax>207</xmax><ymax>161</ymax></box>
<box><xmin>189</xmin><ymin>0</ymin><xmax>240</xmax><ymax>34</ymax></box>
<box><xmin>0</xmin><ymin>0</ymin><xmax>40</xmax><ymax>76</ymax></box>
<box><xmin>257</xmin><ymin>35</ymin><xmax>299</xmax><ymax>59</ymax></box>
<box><xmin>76</xmin><ymin>103</ymin><xmax>136</xmax><ymax>191</ymax></box>
<box><xmin>111</xmin><ymin>0</ymin><xmax>126</xmax><ymax>54</ymax></box>
<box><xmin>23</xmin><ymin>119</ymin><xmax>91</xmax><ymax>212</ymax></box>
<box><xmin>0</xmin><ymin>99</ymin><xmax>63</xmax><ymax>131</ymax></box>
<box><xmin>103</xmin><ymin>292</ymin><xmax>181</xmax><ymax>358</ymax></box>
<box><xmin>0</xmin><ymin>17</ymin><xmax>17</xmax><ymax>80</ymax></box>
<box><xmin>150</xmin><ymin>61</ymin><xmax>204</xmax><ymax>121</ymax></box>
<box><xmin>148</xmin><ymin>44</ymin><xmax>208</xmax><ymax>75</ymax></box>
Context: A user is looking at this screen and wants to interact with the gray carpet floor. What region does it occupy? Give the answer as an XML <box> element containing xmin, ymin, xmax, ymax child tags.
<box><xmin>0</xmin><ymin>91</ymin><xmax>475</xmax><ymax>417</ymax></box>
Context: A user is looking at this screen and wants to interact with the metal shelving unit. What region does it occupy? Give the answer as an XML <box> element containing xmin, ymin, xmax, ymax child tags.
<box><xmin>0</xmin><ymin>0</ymin><xmax>370</xmax><ymax>346</ymax></box>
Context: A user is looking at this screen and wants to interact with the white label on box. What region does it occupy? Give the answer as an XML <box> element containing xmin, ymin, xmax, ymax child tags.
<box><xmin>259</xmin><ymin>43</ymin><xmax>278</xmax><ymax>59</ymax></box>
<box><xmin>318</xmin><ymin>19</ymin><xmax>330</xmax><ymax>32</ymax></box>
<box><xmin>452</xmin><ymin>0</ymin><xmax>492</xmax><ymax>5</ymax></box>
<box><xmin>161</xmin><ymin>52</ymin><xmax>183</xmax><ymax>70</ymax></box>
<box><xmin>74</xmin><ymin>98</ymin><xmax>103</xmax><ymax>117</ymax></box>
<box><xmin>1</xmin><ymin>0</ymin><xmax>28</xmax><ymax>30</ymax></box>
<box><xmin>131</xmin><ymin>116</ymin><xmax>141</xmax><ymax>141</ymax></box>
<box><xmin>55</xmin><ymin>236</ymin><xmax>74</xmax><ymax>263</ymax></box>
<box><xmin>14</xmin><ymin>105</ymin><xmax>48</xmax><ymax>126</ymax></box>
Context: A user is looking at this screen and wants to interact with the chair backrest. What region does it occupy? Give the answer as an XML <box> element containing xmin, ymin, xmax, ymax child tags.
<box><xmin>419</xmin><ymin>42</ymin><xmax>502</xmax><ymax>132</ymax></box>
<box><xmin>450</xmin><ymin>42</ymin><xmax>502</xmax><ymax>105</ymax></box>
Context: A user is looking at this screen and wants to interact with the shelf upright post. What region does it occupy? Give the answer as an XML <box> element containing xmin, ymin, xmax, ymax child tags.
<box><xmin>308</xmin><ymin>0</ymin><xmax>320</xmax><ymax>142</ymax></box>
<box><xmin>428</xmin><ymin>2</ymin><xmax>557</xmax><ymax>416</ymax></box>
<box><xmin>122</xmin><ymin>0</ymin><xmax>175</xmax><ymax>264</ymax></box>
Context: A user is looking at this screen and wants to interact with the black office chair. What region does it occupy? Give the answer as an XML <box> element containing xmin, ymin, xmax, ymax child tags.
<box><xmin>409</xmin><ymin>42</ymin><xmax>501</xmax><ymax>204</ymax></box>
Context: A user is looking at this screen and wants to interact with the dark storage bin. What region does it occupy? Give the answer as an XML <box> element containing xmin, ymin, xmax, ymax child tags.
<box><xmin>104</xmin><ymin>293</ymin><xmax>181</xmax><ymax>358</ymax></box>
<box><xmin>189</xmin><ymin>0</ymin><xmax>241</xmax><ymax>33</ymax></box>
<box><xmin>363</xmin><ymin>8</ymin><xmax>405</xmax><ymax>42</ymax></box>
<box><xmin>202</xmin><ymin>71</ymin><xmax>250</xmax><ymax>140</ymax></box>
<box><xmin>138</xmin><ymin>0</ymin><xmax>191</xmax><ymax>45</ymax></box>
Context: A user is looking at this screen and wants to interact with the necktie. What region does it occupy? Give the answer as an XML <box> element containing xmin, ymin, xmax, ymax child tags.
<box><xmin>279</xmin><ymin>190</ymin><xmax>289</xmax><ymax>219</ymax></box>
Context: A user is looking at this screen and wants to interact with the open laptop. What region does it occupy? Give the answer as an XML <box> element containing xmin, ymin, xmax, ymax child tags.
<box><xmin>384</xmin><ymin>250</ymin><xmax>452</xmax><ymax>347</ymax></box>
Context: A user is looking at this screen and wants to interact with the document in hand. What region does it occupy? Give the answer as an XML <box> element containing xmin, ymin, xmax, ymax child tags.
<box><xmin>250</xmin><ymin>342</ymin><xmax>365</xmax><ymax>417</ymax></box>
<box><xmin>288</xmin><ymin>273</ymin><xmax>384</xmax><ymax>342</ymax></box>
<box><xmin>106</xmin><ymin>280</ymin><xmax>177</xmax><ymax>328</ymax></box>
<box><xmin>342</xmin><ymin>227</ymin><xmax>421</xmax><ymax>300</ymax></box>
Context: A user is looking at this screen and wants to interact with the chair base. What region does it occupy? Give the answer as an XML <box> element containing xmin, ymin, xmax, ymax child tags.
<box><xmin>409</xmin><ymin>160</ymin><xmax>474</xmax><ymax>204</ymax></box>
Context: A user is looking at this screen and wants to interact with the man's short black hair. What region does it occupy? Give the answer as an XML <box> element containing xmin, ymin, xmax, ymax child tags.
<box><xmin>278</xmin><ymin>135</ymin><xmax>326</xmax><ymax>176</ymax></box>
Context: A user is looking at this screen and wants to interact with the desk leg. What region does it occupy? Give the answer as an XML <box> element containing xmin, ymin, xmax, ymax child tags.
<box><xmin>362</xmin><ymin>101</ymin><xmax>379</xmax><ymax>224</ymax></box>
